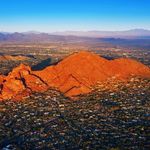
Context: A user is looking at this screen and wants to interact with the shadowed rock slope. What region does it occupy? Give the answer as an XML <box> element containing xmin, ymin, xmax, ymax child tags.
<box><xmin>0</xmin><ymin>51</ymin><xmax>150</xmax><ymax>100</ymax></box>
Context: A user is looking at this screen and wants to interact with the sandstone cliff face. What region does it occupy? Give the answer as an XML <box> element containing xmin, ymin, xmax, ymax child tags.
<box><xmin>0</xmin><ymin>64</ymin><xmax>48</xmax><ymax>100</ymax></box>
<box><xmin>0</xmin><ymin>51</ymin><xmax>150</xmax><ymax>100</ymax></box>
<box><xmin>0</xmin><ymin>75</ymin><xmax>4</xmax><ymax>84</ymax></box>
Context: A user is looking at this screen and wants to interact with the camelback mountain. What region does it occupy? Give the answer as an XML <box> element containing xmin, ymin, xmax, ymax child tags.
<box><xmin>0</xmin><ymin>51</ymin><xmax>150</xmax><ymax>100</ymax></box>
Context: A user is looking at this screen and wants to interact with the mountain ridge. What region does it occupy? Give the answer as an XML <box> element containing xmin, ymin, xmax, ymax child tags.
<box><xmin>52</xmin><ymin>29</ymin><xmax>150</xmax><ymax>38</ymax></box>
<box><xmin>0</xmin><ymin>51</ymin><xmax>150</xmax><ymax>101</ymax></box>
<box><xmin>0</xmin><ymin>29</ymin><xmax>150</xmax><ymax>43</ymax></box>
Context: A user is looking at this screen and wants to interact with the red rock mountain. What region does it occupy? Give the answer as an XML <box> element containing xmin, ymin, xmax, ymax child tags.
<box><xmin>0</xmin><ymin>51</ymin><xmax>150</xmax><ymax>100</ymax></box>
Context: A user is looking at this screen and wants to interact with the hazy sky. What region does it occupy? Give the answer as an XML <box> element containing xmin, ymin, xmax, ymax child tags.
<box><xmin>0</xmin><ymin>0</ymin><xmax>150</xmax><ymax>32</ymax></box>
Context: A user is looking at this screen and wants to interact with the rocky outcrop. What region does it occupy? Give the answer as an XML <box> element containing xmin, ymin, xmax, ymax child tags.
<box><xmin>0</xmin><ymin>51</ymin><xmax>150</xmax><ymax>100</ymax></box>
<box><xmin>0</xmin><ymin>64</ymin><xmax>48</xmax><ymax>100</ymax></box>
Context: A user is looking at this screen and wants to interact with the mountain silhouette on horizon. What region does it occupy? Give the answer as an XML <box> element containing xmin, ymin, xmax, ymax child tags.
<box><xmin>0</xmin><ymin>29</ymin><xmax>150</xmax><ymax>43</ymax></box>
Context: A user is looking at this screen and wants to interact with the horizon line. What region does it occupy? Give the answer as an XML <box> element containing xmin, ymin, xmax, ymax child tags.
<box><xmin>1</xmin><ymin>28</ymin><xmax>150</xmax><ymax>34</ymax></box>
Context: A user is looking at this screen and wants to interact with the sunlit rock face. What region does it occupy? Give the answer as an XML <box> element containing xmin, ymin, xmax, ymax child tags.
<box><xmin>35</xmin><ymin>51</ymin><xmax>150</xmax><ymax>97</ymax></box>
<box><xmin>0</xmin><ymin>64</ymin><xmax>48</xmax><ymax>100</ymax></box>
<box><xmin>0</xmin><ymin>51</ymin><xmax>150</xmax><ymax>100</ymax></box>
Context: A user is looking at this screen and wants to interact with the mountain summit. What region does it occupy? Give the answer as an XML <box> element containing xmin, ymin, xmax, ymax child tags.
<box><xmin>0</xmin><ymin>51</ymin><xmax>150</xmax><ymax>100</ymax></box>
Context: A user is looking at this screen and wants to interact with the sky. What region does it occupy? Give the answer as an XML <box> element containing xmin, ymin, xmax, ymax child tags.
<box><xmin>0</xmin><ymin>0</ymin><xmax>150</xmax><ymax>32</ymax></box>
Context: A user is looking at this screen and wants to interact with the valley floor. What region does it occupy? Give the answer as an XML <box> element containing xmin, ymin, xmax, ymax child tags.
<box><xmin>0</xmin><ymin>77</ymin><xmax>150</xmax><ymax>150</ymax></box>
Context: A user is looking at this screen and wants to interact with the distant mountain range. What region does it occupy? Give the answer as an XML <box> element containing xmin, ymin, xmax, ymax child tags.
<box><xmin>0</xmin><ymin>29</ymin><xmax>150</xmax><ymax>44</ymax></box>
<box><xmin>0</xmin><ymin>32</ymin><xmax>94</xmax><ymax>43</ymax></box>
<box><xmin>0</xmin><ymin>29</ymin><xmax>150</xmax><ymax>41</ymax></box>
<box><xmin>52</xmin><ymin>29</ymin><xmax>150</xmax><ymax>38</ymax></box>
